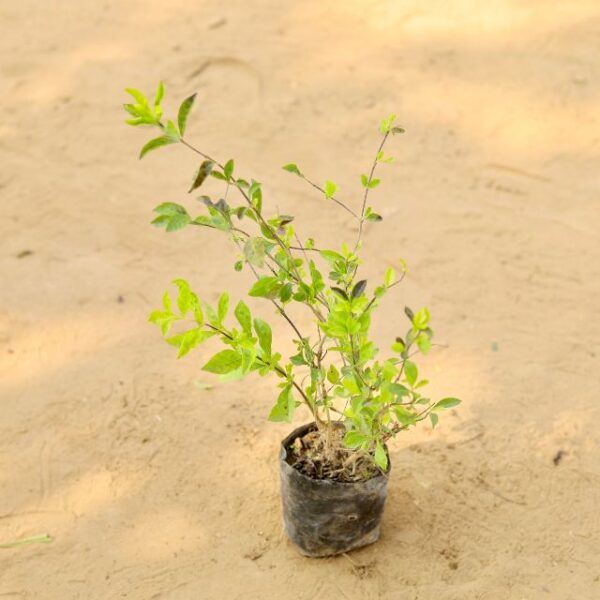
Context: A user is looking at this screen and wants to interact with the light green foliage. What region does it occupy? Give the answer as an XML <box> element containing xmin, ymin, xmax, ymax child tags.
<box><xmin>234</xmin><ymin>300</ymin><xmax>252</xmax><ymax>334</ymax></box>
<box><xmin>151</xmin><ymin>202</ymin><xmax>191</xmax><ymax>232</ymax></box>
<box><xmin>254</xmin><ymin>318</ymin><xmax>272</xmax><ymax>357</ymax></box>
<box><xmin>282</xmin><ymin>163</ymin><xmax>303</xmax><ymax>177</ymax></box>
<box><xmin>202</xmin><ymin>349</ymin><xmax>242</xmax><ymax>374</ymax></box>
<box><xmin>269</xmin><ymin>384</ymin><xmax>296</xmax><ymax>422</ymax></box>
<box><xmin>324</xmin><ymin>180</ymin><xmax>337</xmax><ymax>199</ymax></box>
<box><xmin>364</xmin><ymin>206</ymin><xmax>382</xmax><ymax>222</ymax></box>
<box><xmin>126</xmin><ymin>82</ymin><xmax>460</xmax><ymax>471</ymax></box>
<box><xmin>140</xmin><ymin>135</ymin><xmax>178</xmax><ymax>159</ymax></box>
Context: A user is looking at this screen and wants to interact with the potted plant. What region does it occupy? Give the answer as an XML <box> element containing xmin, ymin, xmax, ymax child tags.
<box><xmin>123</xmin><ymin>83</ymin><xmax>461</xmax><ymax>557</ymax></box>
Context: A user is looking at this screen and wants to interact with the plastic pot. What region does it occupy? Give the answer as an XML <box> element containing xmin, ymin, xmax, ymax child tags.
<box><xmin>279</xmin><ymin>422</ymin><xmax>390</xmax><ymax>557</ymax></box>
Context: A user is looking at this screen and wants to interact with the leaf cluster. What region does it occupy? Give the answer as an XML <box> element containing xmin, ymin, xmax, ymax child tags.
<box><xmin>126</xmin><ymin>83</ymin><xmax>461</xmax><ymax>472</ymax></box>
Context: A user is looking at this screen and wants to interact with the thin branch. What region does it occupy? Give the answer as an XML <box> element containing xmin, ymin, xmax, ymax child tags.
<box><xmin>300</xmin><ymin>176</ymin><xmax>361</xmax><ymax>220</ymax></box>
<box><xmin>293</xmin><ymin>231</ymin><xmax>311</xmax><ymax>265</ymax></box>
<box><xmin>358</xmin><ymin>271</ymin><xmax>407</xmax><ymax>318</ymax></box>
<box><xmin>230</xmin><ymin>237</ymin><xmax>306</xmax><ymax>342</ymax></box>
<box><xmin>289</xmin><ymin>245</ymin><xmax>321</xmax><ymax>252</ymax></box>
<box><xmin>180</xmin><ymin>138</ymin><xmax>222</xmax><ymax>167</ymax></box>
<box><xmin>355</xmin><ymin>131</ymin><xmax>390</xmax><ymax>251</ymax></box>
<box><xmin>180</xmin><ymin>134</ymin><xmax>327</xmax><ymax>322</ymax></box>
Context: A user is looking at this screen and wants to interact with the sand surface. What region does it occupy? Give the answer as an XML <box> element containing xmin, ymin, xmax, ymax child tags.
<box><xmin>1</xmin><ymin>1</ymin><xmax>599</xmax><ymax>598</ymax></box>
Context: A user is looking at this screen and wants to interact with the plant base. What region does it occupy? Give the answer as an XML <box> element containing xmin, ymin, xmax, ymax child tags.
<box><xmin>279</xmin><ymin>422</ymin><xmax>390</xmax><ymax>558</ymax></box>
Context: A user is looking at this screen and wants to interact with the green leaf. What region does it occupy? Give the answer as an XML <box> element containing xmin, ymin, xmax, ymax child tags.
<box><xmin>389</xmin><ymin>382</ymin><xmax>409</xmax><ymax>398</ymax></box>
<box><xmin>374</xmin><ymin>285</ymin><xmax>386</xmax><ymax>298</ymax></box>
<box><xmin>384</xmin><ymin>267</ymin><xmax>395</xmax><ymax>287</ymax></box>
<box><xmin>189</xmin><ymin>160</ymin><xmax>214</xmax><ymax>192</ymax></box>
<box><xmin>412</xmin><ymin>307</ymin><xmax>431</xmax><ymax>330</ymax></box>
<box><xmin>327</xmin><ymin>364</ymin><xmax>340</xmax><ymax>384</ymax></box>
<box><xmin>391</xmin><ymin>126</ymin><xmax>405</xmax><ymax>135</ymax></box>
<box><xmin>282</xmin><ymin>163</ymin><xmax>303</xmax><ymax>177</ymax></box>
<box><xmin>381</xmin><ymin>359</ymin><xmax>398</xmax><ymax>381</ymax></box>
<box><xmin>366</xmin><ymin>212</ymin><xmax>383</xmax><ymax>222</ymax></box>
<box><xmin>153</xmin><ymin>206</ymin><xmax>179</xmax><ymax>220</ymax></box>
<box><xmin>404</xmin><ymin>360</ymin><xmax>418</xmax><ymax>387</ymax></box>
<box><xmin>374</xmin><ymin>441</ymin><xmax>388</xmax><ymax>470</ymax></box>
<box><xmin>309</xmin><ymin>260</ymin><xmax>325</xmax><ymax>297</ymax></box>
<box><xmin>416</xmin><ymin>334</ymin><xmax>431</xmax><ymax>354</ymax></box>
<box><xmin>154</xmin><ymin>80</ymin><xmax>165</xmax><ymax>107</ymax></box>
<box><xmin>164</xmin><ymin>120</ymin><xmax>181</xmax><ymax>141</ymax></box>
<box><xmin>140</xmin><ymin>135</ymin><xmax>177</xmax><ymax>159</ymax></box>
<box><xmin>234</xmin><ymin>300</ymin><xmax>252</xmax><ymax>334</ymax></box>
<box><xmin>167</xmin><ymin>213</ymin><xmax>191</xmax><ymax>232</ymax></box>
<box><xmin>202</xmin><ymin>349</ymin><xmax>242</xmax><ymax>374</ymax></box>
<box><xmin>162</xmin><ymin>291</ymin><xmax>172</xmax><ymax>312</ymax></box>
<box><xmin>248</xmin><ymin>277</ymin><xmax>281</xmax><ymax>299</ymax></box>
<box><xmin>289</xmin><ymin>355</ymin><xmax>305</xmax><ymax>367</ymax></box>
<box><xmin>204</xmin><ymin>302</ymin><xmax>218</xmax><ymax>326</ymax></box>
<box><xmin>254</xmin><ymin>318</ymin><xmax>272</xmax><ymax>357</ymax></box>
<box><xmin>170</xmin><ymin>329</ymin><xmax>214</xmax><ymax>358</ymax></box>
<box><xmin>429</xmin><ymin>413</ymin><xmax>439</xmax><ymax>428</ymax></box>
<box><xmin>268</xmin><ymin>385</ymin><xmax>295</xmax><ymax>422</ymax></box>
<box><xmin>172</xmin><ymin>278</ymin><xmax>192</xmax><ymax>314</ymax></box>
<box><xmin>279</xmin><ymin>283</ymin><xmax>293</xmax><ymax>303</ymax></box>
<box><xmin>368</xmin><ymin>178</ymin><xmax>381</xmax><ymax>189</ymax></box>
<box><xmin>248</xmin><ymin>180</ymin><xmax>262</xmax><ymax>213</ymax></box>
<box><xmin>360</xmin><ymin>174</ymin><xmax>369</xmax><ymax>188</ymax></box>
<box><xmin>154</xmin><ymin>202</ymin><xmax>188</xmax><ymax>216</ymax></box>
<box><xmin>152</xmin><ymin>205</ymin><xmax>191</xmax><ymax>232</ymax></box>
<box><xmin>319</xmin><ymin>249</ymin><xmax>345</xmax><ymax>266</ymax></box>
<box><xmin>193</xmin><ymin>300</ymin><xmax>204</xmax><ymax>325</ymax></box>
<box><xmin>379</xmin><ymin>113</ymin><xmax>396</xmax><ymax>134</ymax></box>
<box><xmin>217</xmin><ymin>292</ymin><xmax>229</xmax><ymax>323</ymax></box>
<box><xmin>123</xmin><ymin>103</ymin><xmax>140</xmax><ymax>117</ymax></box>
<box><xmin>394</xmin><ymin>405</ymin><xmax>416</xmax><ymax>425</ymax></box>
<box><xmin>125</xmin><ymin>87</ymin><xmax>149</xmax><ymax>106</ymax></box>
<box><xmin>243</xmin><ymin>237</ymin><xmax>267</xmax><ymax>268</ymax></box>
<box><xmin>148</xmin><ymin>310</ymin><xmax>175</xmax><ymax>336</ymax></box>
<box><xmin>234</xmin><ymin>260</ymin><xmax>243</xmax><ymax>272</ymax></box>
<box><xmin>432</xmin><ymin>397</ymin><xmax>461</xmax><ymax>411</ymax></box>
<box><xmin>224</xmin><ymin>159</ymin><xmax>234</xmax><ymax>181</ymax></box>
<box><xmin>324</xmin><ymin>180</ymin><xmax>337</xmax><ymax>199</ymax></box>
<box><xmin>376</xmin><ymin>150</ymin><xmax>395</xmax><ymax>163</ymax></box>
<box><xmin>240</xmin><ymin>347</ymin><xmax>258</xmax><ymax>374</ymax></box>
<box><xmin>178</xmin><ymin>93</ymin><xmax>197</xmax><ymax>136</ymax></box>
<box><xmin>344</xmin><ymin>430</ymin><xmax>369</xmax><ymax>448</ymax></box>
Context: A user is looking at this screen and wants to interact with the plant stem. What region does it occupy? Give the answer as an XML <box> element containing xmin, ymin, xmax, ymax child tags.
<box><xmin>230</xmin><ymin>237</ymin><xmax>306</xmax><ymax>343</ymax></box>
<box><xmin>355</xmin><ymin>131</ymin><xmax>390</xmax><ymax>252</ymax></box>
<box><xmin>300</xmin><ymin>175</ymin><xmax>361</xmax><ymax>220</ymax></box>
<box><xmin>181</xmin><ymin>135</ymin><xmax>330</xmax><ymax>321</ymax></box>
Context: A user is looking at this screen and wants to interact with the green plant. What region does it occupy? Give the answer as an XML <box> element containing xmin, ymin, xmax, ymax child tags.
<box><xmin>124</xmin><ymin>82</ymin><xmax>460</xmax><ymax>479</ymax></box>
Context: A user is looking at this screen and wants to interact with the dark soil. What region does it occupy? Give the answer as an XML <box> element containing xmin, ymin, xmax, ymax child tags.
<box><xmin>285</xmin><ymin>424</ymin><xmax>380</xmax><ymax>483</ymax></box>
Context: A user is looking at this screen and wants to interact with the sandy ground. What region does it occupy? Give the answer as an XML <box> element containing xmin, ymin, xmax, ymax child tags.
<box><xmin>1</xmin><ymin>1</ymin><xmax>600</xmax><ymax>598</ymax></box>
